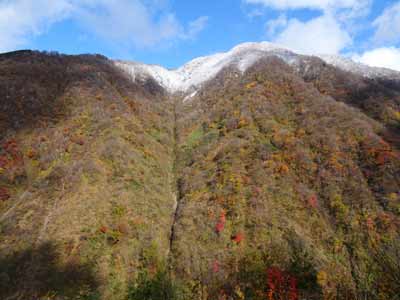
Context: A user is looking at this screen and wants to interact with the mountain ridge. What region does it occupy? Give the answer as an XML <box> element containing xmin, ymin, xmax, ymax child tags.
<box><xmin>115</xmin><ymin>41</ymin><xmax>400</xmax><ymax>95</ymax></box>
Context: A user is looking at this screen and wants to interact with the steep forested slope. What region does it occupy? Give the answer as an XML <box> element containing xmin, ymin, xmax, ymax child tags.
<box><xmin>171</xmin><ymin>58</ymin><xmax>400</xmax><ymax>299</ymax></box>
<box><xmin>0</xmin><ymin>51</ymin><xmax>176</xmax><ymax>299</ymax></box>
<box><xmin>0</xmin><ymin>51</ymin><xmax>399</xmax><ymax>300</ymax></box>
<box><xmin>297</xmin><ymin>57</ymin><xmax>400</xmax><ymax>144</ymax></box>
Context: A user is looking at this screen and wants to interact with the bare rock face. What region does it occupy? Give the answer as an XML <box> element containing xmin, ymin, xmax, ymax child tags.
<box><xmin>0</xmin><ymin>46</ymin><xmax>399</xmax><ymax>300</ymax></box>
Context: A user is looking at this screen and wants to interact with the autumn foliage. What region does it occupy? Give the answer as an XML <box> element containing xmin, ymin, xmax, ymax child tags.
<box><xmin>231</xmin><ymin>232</ymin><xmax>244</xmax><ymax>244</ymax></box>
<box><xmin>99</xmin><ymin>226</ymin><xmax>108</xmax><ymax>234</ymax></box>
<box><xmin>363</xmin><ymin>138</ymin><xmax>399</xmax><ymax>166</ymax></box>
<box><xmin>0</xmin><ymin>156</ymin><xmax>8</xmax><ymax>168</ymax></box>
<box><xmin>0</xmin><ymin>139</ymin><xmax>23</xmax><ymax>167</ymax></box>
<box><xmin>308</xmin><ymin>195</ymin><xmax>318</xmax><ymax>209</ymax></box>
<box><xmin>213</xmin><ymin>260</ymin><xmax>220</xmax><ymax>273</ymax></box>
<box><xmin>267</xmin><ymin>267</ymin><xmax>298</xmax><ymax>300</ymax></box>
<box><xmin>0</xmin><ymin>187</ymin><xmax>10</xmax><ymax>201</ymax></box>
<box><xmin>3</xmin><ymin>139</ymin><xmax>20</xmax><ymax>157</ymax></box>
<box><xmin>215</xmin><ymin>211</ymin><xmax>226</xmax><ymax>234</ymax></box>
<box><xmin>0</xmin><ymin>49</ymin><xmax>399</xmax><ymax>300</ymax></box>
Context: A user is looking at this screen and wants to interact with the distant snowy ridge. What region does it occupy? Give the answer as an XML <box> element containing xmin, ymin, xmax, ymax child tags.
<box><xmin>318</xmin><ymin>54</ymin><xmax>400</xmax><ymax>79</ymax></box>
<box><xmin>115</xmin><ymin>42</ymin><xmax>400</xmax><ymax>94</ymax></box>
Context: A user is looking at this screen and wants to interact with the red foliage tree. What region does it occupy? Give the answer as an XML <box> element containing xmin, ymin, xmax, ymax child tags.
<box><xmin>376</xmin><ymin>151</ymin><xmax>397</xmax><ymax>165</ymax></box>
<box><xmin>1</xmin><ymin>139</ymin><xmax>23</xmax><ymax>166</ymax></box>
<box><xmin>266</xmin><ymin>267</ymin><xmax>298</xmax><ymax>300</ymax></box>
<box><xmin>218</xmin><ymin>290</ymin><xmax>227</xmax><ymax>300</ymax></box>
<box><xmin>99</xmin><ymin>226</ymin><xmax>108</xmax><ymax>234</ymax></box>
<box><xmin>308</xmin><ymin>195</ymin><xmax>318</xmax><ymax>209</ymax></box>
<box><xmin>0</xmin><ymin>155</ymin><xmax>8</xmax><ymax>168</ymax></box>
<box><xmin>267</xmin><ymin>267</ymin><xmax>284</xmax><ymax>300</ymax></box>
<box><xmin>366</xmin><ymin>217</ymin><xmax>374</xmax><ymax>231</ymax></box>
<box><xmin>3</xmin><ymin>139</ymin><xmax>21</xmax><ymax>160</ymax></box>
<box><xmin>215</xmin><ymin>221</ymin><xmax>225</xmax><ymax>233</ymax></box>
<box><xmin>288</xmin><ymin>277</ymin><xmax>298</xmax><ymax>300</ymax></box>
<box><xmin>215</xmin><ymin>211</ymin><xmax>226</xmax><ymax>234</ymax></box>
<box><xmin>231</xmin><ymin>232</ymin><xmax>244</xmax><ymax>244</ymax></box>
<box><xmin>0</xmin><ymin>187</ymin><xmax>10</xmax><ymax>201</ymax></box>
<box><xmin>219</xmin><ymin>210</ymin><xmax>226</xmax><ymax>223</ymax></box>
<box><xmin>213</xmin><ymin>260</ymin><xmax>220</xmax><ymax>273</ymax></box>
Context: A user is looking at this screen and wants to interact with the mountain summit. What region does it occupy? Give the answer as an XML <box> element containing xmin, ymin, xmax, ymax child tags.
<box><xmin>116</xmin><ymin>42</ymin><xmax>400</xmax><ymax>94</ymax></box>
<box><xmin>0</xmin><ymin>45</ymin><xmax>399</xmax><ymax>300</ymax></box>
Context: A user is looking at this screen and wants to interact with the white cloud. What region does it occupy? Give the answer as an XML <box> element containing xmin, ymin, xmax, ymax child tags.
<box><xmin>246</xmin><ymin>0</ymin><xmax>400</xmax><ymax>72</ymax></box>
<box><xmin>0</xmin><ymin>0</ymin><xmax>73</xmax><ymax>52</ymax></box>
<box><xmin>244</xmin><ymin>0</ymin><xmax>370</xmax><ymax>12</ymax></box>
<box><xmin>353</xmin><ymin>47</ymin><xmax>400</xmax><ymax>71</ymax></box>
<box><xmin>183</xmin><ymin>16</ymin><xmax>209</xmax><ymax>40</ymax></box>
<box><xmin>0</xmin><ymin>0</ymin><xmax>208</xmax><ymax>52</ymax></box>
<box><xmin>76</xmin><ymin>1</ymin><xmax>209</xmax><ymax>47</ymax></box>
<box><xmin>266</xmin><ymin>14</ymin><xmax>288</xmax><ymax>36</ymax></box>
<box><xmin>372</xmin><ymin>2</ymin><xmax>400</xmax><ymax>45</ymax></box>
<box><xmin>76</xmin><ymin>0</ymin><xmax>182</xmax><ymax>48</ymax></box>
<box><xmin>273</xmin><ymin>14</ymin><xmax>352</xmax><ymax>54</ymax></box>
<box><xmin>246</xmin><ymin>0</ymin><xmax>373</xmax><ymax>55</ymax></box>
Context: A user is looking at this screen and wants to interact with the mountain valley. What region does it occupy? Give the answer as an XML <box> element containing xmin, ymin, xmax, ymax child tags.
<box><xmin>0</xmin><ymin>43</ymin><xmax>399</xmax><ymax>300</ymax></box>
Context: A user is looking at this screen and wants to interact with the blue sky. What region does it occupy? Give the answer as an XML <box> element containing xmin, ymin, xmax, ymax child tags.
<box><xmin>0</xmin><ymin>0</ymin><xmax>399</xmax><ymax>70</ymax></box>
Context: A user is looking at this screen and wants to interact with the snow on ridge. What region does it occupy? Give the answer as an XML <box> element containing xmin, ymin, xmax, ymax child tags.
<box><xmin>317</xmin><ymin>54</ymin><xmax>400</xmax><ymax>79</ymax></box>
<box><xmin>114</xmin><ymin>61</ymin><xmax>182</xmax><ymax>92</ymax></box>
<box><xmin>115</xmin><ymin>42</ymin><xmax>400</xmax><ymax>94</ymax></box>
<box><xmin>115</xmin><ymin>42</ymin><xmax>299</xmax><ymax>93</ymax></box>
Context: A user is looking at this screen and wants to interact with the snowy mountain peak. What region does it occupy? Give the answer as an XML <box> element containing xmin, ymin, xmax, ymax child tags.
<box><xmin>115</xmin><ymin>42</ymin><xmax>400</xmax><ymax>94</ymax></box>
<box><xmin>230</xmin><ymin>41</ymin><xmax>291</xmax><ymax>54</ymax></box>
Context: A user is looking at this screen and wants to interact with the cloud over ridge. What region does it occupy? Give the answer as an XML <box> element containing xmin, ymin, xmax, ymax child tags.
<box><xmin>0</xmin><ymin>0</ymin><xmax>208</xmax><ymax>52</ymax></box>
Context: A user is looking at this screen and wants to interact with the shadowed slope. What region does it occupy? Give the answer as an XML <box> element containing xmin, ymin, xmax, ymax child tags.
<box><xmin>0</xmin><ymin>51</ymin><xmax>176</xmax><ymax>300</ymax></box>
<box><xmin>0</xmin><ymin>241</ymin><xmax>99</xmax><ymax>300</ymax></box>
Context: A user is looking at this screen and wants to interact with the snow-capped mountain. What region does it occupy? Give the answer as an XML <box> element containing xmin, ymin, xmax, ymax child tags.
<box><xmin>2</xmin><ymin>46</ymin><xmax>400</xmax><ymax>300</ymax></box>
<box><xmin>115</xmin><ymin>42</ymin><xmax>400</xmax><ymax>94</ymax></box>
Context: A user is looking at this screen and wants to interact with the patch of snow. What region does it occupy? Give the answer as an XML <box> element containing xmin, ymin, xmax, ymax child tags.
<box><xmin>115</xmin><ymin>42</ymin><xmax>400</xmax><ymax>95</ymax></box>
<box><xmin>114</xmin><ymin>61</ymin><xmax>182</xmax><ymax>92</ymax></box>
<box><xmin>183</xmin><ymin>91</ymin><xmax>198</xmax><ymax>102</ymax></box>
